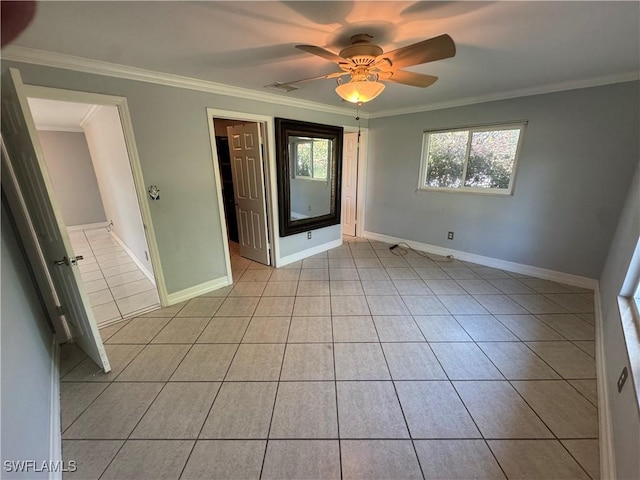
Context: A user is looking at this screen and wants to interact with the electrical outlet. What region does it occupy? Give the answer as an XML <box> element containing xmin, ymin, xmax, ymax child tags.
<box><xmin>308</xmin><ymin>205</ymin><xmax>312</xmax><ymax>212</ymax></box>
<box><xmin>447</xmin><ymin>231</ymin><xmax>454</xmax><ymax>240</ymax></box>
<box><xmin>307</xmin><ymin>231</ymin><xmax>312</xmax><ymax>239</ymax></box>
<box><xmin>617</xmin><ymin>366</ymin><xmax>628</xmax><ymax>393</ymax></box>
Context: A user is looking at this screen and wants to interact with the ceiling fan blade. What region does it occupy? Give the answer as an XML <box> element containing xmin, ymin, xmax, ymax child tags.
<box><xmin>296</xmin><ymin>44</ymin><xmax>346</xmax><ymax>64</ymax></box>
<box><xmin>283</xmin><ymin>71</ymin><xmax>350</xmax><ymax>85</ymax></box>
<box><xmin>379</xmin><ymin>70</ymin><xmax>438</xmax><ymax>88</ymax></box>
<box><xmin>378</xmin><ymin>34</ymin><xmax>455</xmax><ymax>69</ymax></box>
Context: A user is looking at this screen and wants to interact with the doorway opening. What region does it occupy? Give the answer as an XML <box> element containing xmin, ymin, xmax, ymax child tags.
<box><xmin>25</xmin><ymin>95</ymin><xmax>162</xmax><ymax>331</ymax></box>
<box><xmin>208</xmin><ymin>111</ymin><xmax>275</xmax><ymax>283</ymax></box>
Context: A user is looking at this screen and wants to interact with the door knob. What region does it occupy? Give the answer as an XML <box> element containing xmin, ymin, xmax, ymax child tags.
<box><xmin>53</xmin><ymin>255</ymin><xmax>83</xmax><ymax>266</ymax></box>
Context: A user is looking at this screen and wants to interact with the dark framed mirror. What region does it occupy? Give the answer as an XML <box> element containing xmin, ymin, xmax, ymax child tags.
<box><xmin>275</xmin><ymin>118</ymin><xmax>343</xmax><ymax>237</ymax></box>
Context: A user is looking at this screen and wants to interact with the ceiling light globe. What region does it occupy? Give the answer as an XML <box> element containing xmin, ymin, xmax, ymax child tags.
<box><xmin>335</xmin><ymin>80</ymin><xmax>385</xmax><ymax>103</ymax></box>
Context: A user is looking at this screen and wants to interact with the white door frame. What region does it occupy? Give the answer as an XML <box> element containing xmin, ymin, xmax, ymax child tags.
<box><xmin>343</xmin><ymin>126</ymin><xmax>368</xmax><ymax>237</ymax></box>
<box><xmin>206</xmin><ymin>108</ymin><xmax>279</xmax><ymax>281</ymax></box>
<box><xmin>22</xmin><ymin>84</ymin><xmax>169</xmax><ymax>306</ymax></box>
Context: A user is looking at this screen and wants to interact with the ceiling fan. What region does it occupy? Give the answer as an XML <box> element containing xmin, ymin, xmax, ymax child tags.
<box><xmin>283</xmin><ymin>33</ymin><xmax>456</xmax><ymax>103</ymax></box>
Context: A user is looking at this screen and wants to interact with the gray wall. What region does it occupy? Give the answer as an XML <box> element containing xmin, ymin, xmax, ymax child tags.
<box><xmin>4</xmin><ymin>61</ymin><xmax>361</xmax><ymax>295</ymax></box>
<box><xmin>290</xmin><ymin>178</ymin><xmax>331</xmax><ymax>218</ymax></box>
<box><xmin>279</xmin><ymin>224</ymin><xmax>342</xmax><ymax>258</ymax></box>
<box><xmin>84</xmin><ymin>105</ymin><xmax>153</xmax><ymax>273</ymax></box>
<box><xmin>598</xmin><ymin>162</ymin><xmax>640</xmax><ymax>479</ymax></box>
<box><xmin>37</xmin><ymin>130</ymin><xmax>106</xmax><ymax>226</ymax></box>
<box><xmin>1</xmin><ymin>202</ymin><xmax>56</xmax><ymax>479</ymax></box>
<box><xmin>366</xmin><ymin>81</ymin><xmax>640</xmax><ymax>279</ymax></box>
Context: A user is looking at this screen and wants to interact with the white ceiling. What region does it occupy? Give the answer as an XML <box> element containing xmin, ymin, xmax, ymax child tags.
<box><xmin>28</xmin><ymin>97</ymin><xmax>96</xmax><ymax>131</ymax></box>
<box><xmin>9</xmin><ymin>1</ymin><xmax>640</xmax><ymax>115</ymax></box>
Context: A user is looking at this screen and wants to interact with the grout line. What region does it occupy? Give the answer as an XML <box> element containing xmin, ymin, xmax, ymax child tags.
<box><xmin>178</xmin><ymin>301</ymin><xmax>247</xmax><ymax>479</ymax></box>
<box><xmin>57</xmin><ymin>435</ymin><xmax>601</xmax><ymax>442</ymax></box>
<box><xmin>419</xmin><ymin>321</ymin><xmax>505</xmax><ymax>476</ymax></box>
<box><xmin>329</xmin><ymin>281</ymin><xmax>343</xmax><ymax>480</ymax></box>
<box><xmin>96</xmin><ymin>439</ymin><xmax>127</xmax><ymax>479</ymax></box>
<box><xmin>63</xmin><ymin>237</ymin><xmax>599</xmax><ymax>478</ymax></box>
<box><xmin>257</xmin><ymin>307</ymin><xmax>293</xmax><ymax>479</ymax></box>
<box><xmin>375</xmin><ymin>336</ymin><xmax>427</xmax><ymax>479</ymax></box>
<box><xmin>60</xmin><ymin>377</ymin><xmax>600</xmax><ymax>384</ymax></box>
<box><xmin>504</xmin><ymin>378</ymin><xmax>596</xmax><ymax>480</ymax></box>
<box><xmin>75</xmin><ymin>228</ymin><xmax>133</xmax><ymax>324</ymax></box>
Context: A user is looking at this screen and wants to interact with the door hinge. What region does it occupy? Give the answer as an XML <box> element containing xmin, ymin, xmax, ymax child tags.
<box><xmin>56</xmin><ymin>305</ymin><xmax>65</xmax><ymax>316</ymax></box>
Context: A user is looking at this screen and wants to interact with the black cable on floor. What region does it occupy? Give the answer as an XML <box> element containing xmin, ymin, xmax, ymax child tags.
<box><xmin>389</xmin><ymin>241</ymin><xmax>455</xmax><ymax>263</ymax></box>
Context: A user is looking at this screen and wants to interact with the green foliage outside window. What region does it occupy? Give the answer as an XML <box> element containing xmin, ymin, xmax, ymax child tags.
<box><xmin>423</xmin><ymin>125</ymin><xmax>523</xmax><ymax>193</ymax></box>
<box><xmin>425</xmin><ymin>131</ymin><xmax>467</xmax><ymax>188</ymax></box>
<box><xmin>296</xmin><ymin>143</ymin><xmax>312</xmax><ymax>177</ymax></box>
<box><xmin>295</xmin><ymin>138</ymin><xmax>330</xmax><ymax>180</ymax></box>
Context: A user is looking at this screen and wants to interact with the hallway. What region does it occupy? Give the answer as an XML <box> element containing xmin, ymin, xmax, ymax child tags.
<box><xmin>68</xmin><ymin>227</ymin><xmax>160</xmax><ymax>326</ymax></box>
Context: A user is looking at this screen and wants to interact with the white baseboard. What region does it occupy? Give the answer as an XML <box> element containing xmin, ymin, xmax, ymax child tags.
<box><xmin>594</xmin><ymin>289</ymin><xmax>616</xmax><ymax>479</ymax></box>
<box><xmin>363</xmin><ymin>231</ymin><xmax>598</xmax><ymax>290</ymax></box>
<box><xmin>109</xmin><ymin>232</ymin><xmax>156</xmax><ymax>286</ymax></box>
<box><xmin>166</xmin><ymin>276</ymin><xmax>231</xmax><ymax>305</ymax></box>
<box><xmin>49</xmin><ymin>337</ymin><xmax>62</xmax><ymax>480</ymax></box>
<box><xmin>96</xmin><ymin>316</ymin><xmax>133</xmax><ymax>329</ymax></box>
<box><xmin>277</xmin><ymin>238</ymin><xmax>343</xmax><ymax>267</ymax></box>
<box><xmin>66</xmin><ymin>221</ymin><xmax>108</xmax><ymax>232</ymax></box>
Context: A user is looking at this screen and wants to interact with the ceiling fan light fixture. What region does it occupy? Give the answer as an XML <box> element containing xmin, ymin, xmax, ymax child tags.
<box><xmin>335</xmin><ymin>78</ymin><xmax>385</xmax><ymax>104</ymax></box>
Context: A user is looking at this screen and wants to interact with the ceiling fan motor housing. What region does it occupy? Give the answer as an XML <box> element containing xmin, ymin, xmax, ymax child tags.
<box><xmin>339</xmin><ymin>34</ymin><xmax>384</xmax><ymax>66</ymax></box>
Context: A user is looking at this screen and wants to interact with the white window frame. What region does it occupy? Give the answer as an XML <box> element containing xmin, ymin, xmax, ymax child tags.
<box><xmin>418</xmin><ymin>122</ymin><xmax>526</xmax><ymax>195</ymax></box>
<box><xmin>625</xmin><ymin>238</ymin><xmax>640</xmax><ymax>330</ymax></box>
<box><xmin>617</xmin><ymin>236</ymin><xmax>640</xmax><ymax>404</ymax></box>
<box><xmin>292</xmin><ymin>138</ymin><xmax>330</xmax><ymax>182</ymax></box>
<box><xmin>632</xmin><ymin>277</ymin><xmax>640</xmax><ymax>319</ymax></box>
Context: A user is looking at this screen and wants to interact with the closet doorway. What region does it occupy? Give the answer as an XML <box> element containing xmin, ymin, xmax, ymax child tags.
<box><xmin>209</xmin><ymin>114</ymin><xmax>274</xmax><ymax>276</ymax></box>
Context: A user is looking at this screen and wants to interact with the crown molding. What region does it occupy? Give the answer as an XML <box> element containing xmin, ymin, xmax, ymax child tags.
<box><xmin>1</xmin><ymin>45</ymin><xmax>363</xmax><ymax>119</ymax></box>
<box><xmin>369</xmin><ymin>71</ymin><xmax>640</xmax><ymax>119</ymax></box>
<box><xmin>35</xmin><ymin>124</ymin><xmax>84</xmax><ymax>133</ymax></box>
<box><xmin>5</xmin><ymin>46</ymin><xmax>636</xmax><ymax>122</ymax></box>
<box><xmin>79</xmin><ymin>104</ymin><xmax>103</xmax><ymax>128</ymax></box>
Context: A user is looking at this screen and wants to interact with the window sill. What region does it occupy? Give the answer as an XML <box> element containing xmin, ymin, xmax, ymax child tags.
<box><xmin>617</xmin><ymin>295</ymin><xmax>640</xmax><ymax>409</ymax></box>
<box><xmin>293</xmin><ymin>177</ymin><xmax>328</xmax><ymax>182</ymax></box>
<box><xmin>416</xmin><ymin>186</ymin><xmax>514</xmax><ymax>196</ymax></box>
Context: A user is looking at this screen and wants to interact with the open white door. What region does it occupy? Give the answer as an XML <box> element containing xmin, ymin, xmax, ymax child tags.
<box><xmin>1</xmin><ymin>68</ymin><xmax>110</xmax><ymax>372</ymax></box>
<box><xmin>227</xmin><ymin>123</ymin><xmax>270</xmax><ymax>265</ymax></box>
<box><xmin>342</xmin><ymin>132</ymin><xmax>359</xmax><ymax>237</ymax></box>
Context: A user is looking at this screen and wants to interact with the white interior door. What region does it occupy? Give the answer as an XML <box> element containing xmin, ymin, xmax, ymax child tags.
<box><xmin>1</xmin><ymin>68</ymin><xmax>110</xmax><ymax>372</ymax></box>
<box><xmin>227</xmin><ymin>123</ymin><xmax>270</xmax><ymax>265</ymax></box>
<box><xmin>342</xmin><ymin>132</ymin><xmax>359</xmax><ymax>237</ymax></box>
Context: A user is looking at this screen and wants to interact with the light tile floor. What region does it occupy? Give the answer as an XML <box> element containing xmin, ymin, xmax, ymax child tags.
<box><xmin>60</xmin><ymin>237</ymin><xmax>599</xmax><ymax>479</ymax></box>
<box><xmin>68</xmin><ymin>227</ymin><xmax>160</xmax><ymax>326</ymax></box>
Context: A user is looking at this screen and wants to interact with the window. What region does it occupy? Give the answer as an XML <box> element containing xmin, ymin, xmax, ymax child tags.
<box><xmin>292</xmin><ymin>137</ymin><xmax>330</xmax><ymax>180</ymax></box>
<box><xmin>618</xmin><ymin>237</ymin><xmax>640</xmax><ymax>402</ymax></box>
<box><xmin>419</xmin><ymin>123</ymin><xmax>525</xmax><ymax>194</ymax></box>
<box><xmin>629</xmin><ymin>239</ymin><xmax>640</xmax><ymax>327</ymax></box>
